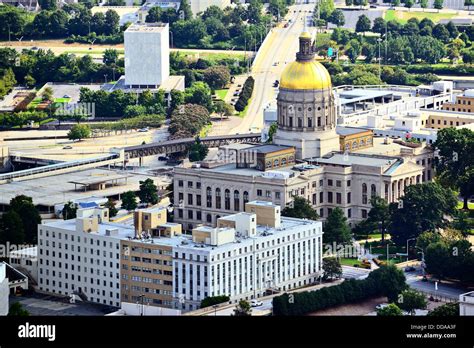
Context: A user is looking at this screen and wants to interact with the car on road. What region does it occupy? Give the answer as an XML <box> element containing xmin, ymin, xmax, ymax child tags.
<box><xmin>32</xmin><ymin>46</ymin><xmax>39</xmax><ymax>50</ymax></box>
<box><xmin>284</xmin><ymin>23</ymin><xmax>289</xmax><ymax>28</ymax></box>
<box><xmin>375</xmin><ymin>303</ymin><xmax>389</xmax><ymax>310</ymax></box>
<box><xmin>63</xmin><ymin>146</ymin><xmax>73</xmax><ymax>150</ymax></box>
<box><xmin>251</xmin><ymin>299</ymin><xmax>263</xmax><ymax>307</ymax></box>
<box><xmin>158</xmin><ymin>156</ymin><xmax>169</xmax><ymax>161</ymax></box>
<box><xmin>370</xmin><ymin>4</ymin><xmax>377</xmax><ymax>8</ymax></box>
<box><xmin>404</xmin><ymin>266</ymin><xmax>416</xmax><ymax>272</ymax></box>
<box><xmin>138</xmin><ymin>127</ymin><xmax>149</xmax><ymax>132</ymax></box>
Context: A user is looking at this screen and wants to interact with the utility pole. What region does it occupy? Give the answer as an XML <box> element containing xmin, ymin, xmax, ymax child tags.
<box><xmin>377</xmin><ymin>38</ymin><xmax>382</xmax><ymax>80</ymax></box>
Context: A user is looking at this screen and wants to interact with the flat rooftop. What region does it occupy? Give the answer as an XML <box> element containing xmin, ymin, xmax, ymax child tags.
<box><xmin>0</xmin><ymin>168</ymin><xmax>170</xmax><ymax>208</ymax></box>
<box><xmin>336</xmin><ymin>126</ymin><xmax>372</xmax><ymax>136</ymax></box>
<box><xmin>126</xmin><ymin>23</ymin><xmax>168</xmax><ymax>33</ymax></box>
<box><xmin>337</xmin><ymin>89</ymin><xmax>395</xmax><ymax>105</ymax></box>
<box><xmin>43</xmin><ymin>215</ymin><xmax>321</xmax><ymax>251</ymax></box>
<box><xmin>308</xmin><ymin>152</ymin><xmax>398</xmax><ymax>168</ymax></box>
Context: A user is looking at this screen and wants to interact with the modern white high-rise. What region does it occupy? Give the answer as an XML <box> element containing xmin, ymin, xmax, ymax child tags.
<box><xmin>124</xmin><ymin>23</ymin><xmax>170</xmax><ymax>88</ymax></box>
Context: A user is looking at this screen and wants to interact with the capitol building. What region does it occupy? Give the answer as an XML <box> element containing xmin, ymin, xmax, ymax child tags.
<box><xmin>173</xmin><ymin>32</ymin><xmax>434</xmax><ymax>230</ymax></box>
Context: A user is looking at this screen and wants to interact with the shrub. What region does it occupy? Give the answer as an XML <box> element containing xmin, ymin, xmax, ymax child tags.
<box><xmin>234</xmin><ymin>76</ymin><xmax>254</xmax><ymax>112</ymax></box>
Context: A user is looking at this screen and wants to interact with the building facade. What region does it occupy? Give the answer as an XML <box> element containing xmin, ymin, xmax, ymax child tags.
<box><xmin>124</xmin><ymin>23</ymin><xmax>170</xmax><ymax>88</ymax></box>
<box><xmin>0</xmin><ymin>263</ymin><xmax>8</xmax><ymax>316</ymax></box>
<box><xmin>442</xmin><ymin>89</ymin><xmax>474</xmax><ymax>113</ymax></box>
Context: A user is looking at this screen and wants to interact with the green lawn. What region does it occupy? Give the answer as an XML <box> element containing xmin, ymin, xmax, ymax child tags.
<box><xmin>338</xmin><ymin>258</ymin><xmax>365</xmax><ymax>267</ymax></box>
<box><xmin>54</xmin><ymin>97</ymin><xmax>71</xmax><ymax>103</ymax></box>
<box><xmin>27</xmin><ymin>97</ymin><xmax>43</xmax><ymax>109</ymax></box>
<box><xmin>215</xmin><ymin>89</ymin><xmax>228</xmax><ymax>100</ymax></box>
<box><xmin>384</xmin><ymin>9</ymin><xmax>455</xmax><ymax>24</ymax></box>
<box><xmin>456</xmin><ymin>201</ymin><xmax>474</xmax><ymax>210</ymax></box>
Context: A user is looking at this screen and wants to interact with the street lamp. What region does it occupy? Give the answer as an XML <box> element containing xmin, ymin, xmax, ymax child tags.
<box><xmin>169</xmin><ymin>30</ymin><xmax>174</xmax><ymax>49</ymax></box>
<box><xmin>377</xmin><ymin>38</ymin><xmax>382</xmax><ymax>80</ymax></box>
<box><xmin>406</xmin><ymin>237</ymin><xmax>416</xmax><ymax>262</ymax></box>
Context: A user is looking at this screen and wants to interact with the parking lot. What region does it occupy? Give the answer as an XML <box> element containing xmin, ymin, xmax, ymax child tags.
<box><xmin>10</xmin><ymin>293</ymin><xmax>116</xmax><ymax>316</ymax></box>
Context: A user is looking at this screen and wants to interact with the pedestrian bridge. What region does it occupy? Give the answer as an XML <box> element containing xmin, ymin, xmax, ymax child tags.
<box><xmin>124</xmin><ymin>133</ymin><xmax>261</xmax><ymax>159</ymax></box>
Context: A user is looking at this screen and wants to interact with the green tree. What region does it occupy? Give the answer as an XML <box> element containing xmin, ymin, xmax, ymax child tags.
<box><xmin>317</xmin><ymin>0</ymin><xmax>335</xmax><ymax>21</ymax></box>
<box><xmin>434</xmin><ymin>0</ymin><xmax>444</xmax><ymax>10</ymax></box>
<box><xmin>105</xmin><ymin>199</ymin><xmax>118</xmax><ymax>217</ymax></box>
<box><xmin>355</xmin><ymin>15</ymin><xmax>371</xmax><ymax>35</ymax></box>
<box><xmin>42</xmin><ymin>87</ymin><xmax>54</xmax><ymax>102</ymax></box>
<box><xmin>328</xmin><ymin>9</ymin><xmax>345</xmax><ymax>27</ymax></box>
<box><xmin>233</xmin><ymin>300</ymin><xmax>252</xmax><ymax>316</ymax></box>
<box><xmin>189</xmin><ymin>137</ymin><xmax>209</xmax><ymax>162</ymax></box>
<box><xmin>345</xmin><ymin>0</ymin><xmax>353</xmax><ymax>5</ymax></box>
<box><xmin>434</xmin><ymin>128</ymin><xmax>474</xmax><ymax>210</ymax></box>
<box><xmin>397</xmin><ymin>289</ymin><xmax>427</xmax><ymax>315</ymax></box>
<box><xmin>62</xmin><ymin>201</ymin><xmax>77</xmax><ymax>220</ymax></box>
<box><xmin>178</xmin><ymin>0</ymin><xmax>193</xmax><ymax>20</ymax></box>
<box><xmin>266</xmin><ymin>122</ymin><xmax>278</xmax><ymax>143</ymax></box>
<box><xmin>416</xmin><ymin>231</ymin><xmax>441</xmax><ymax>252</ymax></box>
<box><xmin>420</xmin><ymin>0</ymin><xmax>428</xmax><ymax>10</ymax></box>
<box><xmin>368</xmin><ymin>264</ymin><xmax>407</xmax><ymax>302</ymax></box>
<box><xmin>9</xmin><ymin>195</ymin><xmax>41</xmax><ymax>244</ymax></box>
<box><xmin>372</xmin><ymin>17</ymin><xmax>386</xmax><ymax>34</ymax></box>
<box><xmin>405</xmin><ymin>0</ymin><xmax>414</xmax><ymax>10</ymax></box>
<box><xmin>200</xmin><ymin>295</ymin><xmax>230</xmax><ymax>308</ymax></box>
<box><xmin>323</xmin><ymin>207</ymin><xmax>352</xmax><ymax>245</ymax></box>
<box><xmin>121</xmin><ymin>191</ymin><xmax>137</xmax><ymax>211</ymax></box>
<box><xmin>203</xmin><ymin>66</ymin><xmax>231</xmax><ymax>90</ymax></box>
<box><xmin>169</xmin><ymin>103</ymin><xmax>210</xmax><ymax>138</ymax></box>
<box><xmin>322</xmin><ymin>257</ymin><xmax>343</xmax><ymax>280</ymax></box>
<box><xmin>367</xmin><ymin>196</ymin><xmax>390</xmax><ymax>241</ymax></box>
<box><xmin>282</xmin><ymin>196</ymin><xmax>319</xmax><ymax>220</ymax></box>
<box><xmin>39</xmin><ymin>0</ymin><xmax>57</xmax><ymax>10</ymax></box>
<box><xmin>390</xmin><ymin>182</ymin><xmax>458</xmax><ymax>246</ymax></box>
<box><xmin>427</xmin><ymin>302</ymin><xmax>459</xmax><ymax>316</ymax></box>
<box><xmin>138</xmin><ymin>178</ymin><xmax>159</xmax><ymax>205</ymax></box>
<box><xmin>0</xmin><ymin>210</ymin><xmax>25</xmax><ymax>245</ymax></box>
<box><xmin>103</xmin><ymin>49</ymin><xmax>119</xmax><ymax>66</ymax></box>
<box><xmin>377</xmin><ymin>303</ymin><xmax>403</xmax><ymax>316</ymax></box>
<box><xmin>68</xmin><ymin>124</ymin><xmax>91</xmax><ymax>141</ymax></box>
<box><xmin>8</xmin><ymin>302</ymin><xmax>29</xmax><ymax>316</ymax></box>
<box><xmin>392</xmin><ymin>0</ymin><xmax>400</xmax><ymax>6</ymax></box>
<box><xmin>146</xmin><ymin>6</ymin><xmax>162</xmax><ymax>23</ymax></box>
<box><xmin>185</xmin><ymin>82</ymin><xmax>213</xmax><ymax>112</ymax></box>
<box><xmin>213</xmin><ymin>100</ymin><xmax>234</xmax><ymax>119</ymax></box>
<box><xmin>104</xmin><ymin>9</ymin><xmax>120</xmax><ymax>35</ymax></box>
<box><xmin>346</xmin><ymin>39</ymin><xmax>361</xmax><ymax>63</ymax></box>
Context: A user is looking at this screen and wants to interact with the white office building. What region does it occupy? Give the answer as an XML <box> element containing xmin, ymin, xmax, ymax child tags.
<box><xmin>0</xmin><ymin>263</ymin><xmax>8</xmax><ymax>316</ymax></box>
<box><xmin>124</xmin><ymin>23</ymin><xmax>170</xmax><ymax>88</ymax></box>
<box><xmin>171</xmin><ymin>201</ymin><xmax>323</xmax><ymax>311</ymax></box>
<box><xmin>460</xmin><ymin>291</ymin><xmax>474</xmax><ymax>316</ymax></box>
<box><xmin>38</xmin><ymin>207</ymin><xmax>122</xmax><ymax>307</ymax></box>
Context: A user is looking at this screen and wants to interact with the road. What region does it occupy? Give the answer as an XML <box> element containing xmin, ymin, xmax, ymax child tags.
<box><xmin>231</xmin><ymin>2</ymin><xmax>317</xmax><ymax>134</ymax></box>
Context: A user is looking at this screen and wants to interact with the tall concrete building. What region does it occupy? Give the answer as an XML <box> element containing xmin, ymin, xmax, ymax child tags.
<box><xmin>124</xmin><ymin>23</ymin><xmax>170</xmax><ymax>88</ymax></box>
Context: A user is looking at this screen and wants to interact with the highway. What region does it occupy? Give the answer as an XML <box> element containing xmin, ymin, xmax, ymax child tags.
<box><xmin>231</xmin><ymin>2</ymin><xmax>317</xmax><ymax>134</ymax></box>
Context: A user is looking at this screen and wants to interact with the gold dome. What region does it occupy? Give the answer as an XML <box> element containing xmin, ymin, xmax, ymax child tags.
<box><xmin>299</xmin><ymin>31</ymin><xmax>312</xmax><ymax>39</ymax></box>
<box><xmin>279</xmin><ymin>60</ymin><xmax>332</xmax><ymax>90</ymax></box>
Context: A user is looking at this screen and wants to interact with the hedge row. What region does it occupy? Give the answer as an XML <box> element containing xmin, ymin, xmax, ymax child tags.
<box><xmin>405</xmin><ymin>64</ymin><xmax>474</xmax><ymax>76</ymax></box>
<box><xmin>272</xmin><ymin>265</ymin><xmax>406</xmax><ymax>316</ymax></box>
<box><xmin>200</xmin><ymin>295</ymin><xmax>230</xmax><ymax>308</ymax></box>
<box><xmin>235</xmin><ymin>76</ymin><xmax>255</xmax><ymax>112</ymax></box>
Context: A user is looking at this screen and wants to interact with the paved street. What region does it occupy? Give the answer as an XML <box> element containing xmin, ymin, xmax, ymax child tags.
<box><xmin>232</xmin><ymin>2</ymin><xmax>317</xmax><ymax>134</ymax></box>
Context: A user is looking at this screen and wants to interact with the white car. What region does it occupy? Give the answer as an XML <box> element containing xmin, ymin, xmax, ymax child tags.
<box><xmin>375</xmin><ymin>303</ymin><xmax>389</xmax><ymax>310</ymax></box>
<box><xmin>251</xmin><ymin>299</ymin><xmax>263</xmax><ymax>307</ymax></box>
<box><xmin>138</xmin><ymin>127</ymin><xmax>149</xmax><ymax>132</ymax></box>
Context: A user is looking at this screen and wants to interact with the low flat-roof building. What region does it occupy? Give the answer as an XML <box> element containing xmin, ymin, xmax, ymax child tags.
<box><xmin>459</xmin><ymin>291</ymin><xmax>474</xmax><ymax>316</ymax></box>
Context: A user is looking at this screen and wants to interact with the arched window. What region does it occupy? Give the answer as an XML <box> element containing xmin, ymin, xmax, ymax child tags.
<box><xmin>266</xmin><ymin>161</ymin><xmax>272</xmax><ymax>168</ymax></box>
<box><xmin>345</xmin><ymin>143</ymin><xmax>350</xmax><ymax>151</ymax></box>
<box><xmin>206</xmin><ymin>187</ymin><xmax>212</xmax><ymax>208</ymax></box>
<box><xmin>243</xmin><ymin>191</ymin><xmax>249</xmax><ymax>206</ymax></box>
<box><xmin>361</xmin><ymin>140</ymin><xmax>366</xmax><ymax>147</ymax></box>
<box><xmin>362</xmin><ymin>183</ymin><xmax>368</xmax><ymax>204</ymax></box>
<box><xmin>352</xmin><ymin>141</ymin><xmax>358</xmax><ymax>149</ymax></box>
<box><xmin>234</xmin><ymin>190</ymin><xmax>240</xmax><ymax>211</ymax></box>
<box><xmin>281</xmin><ymin>158</ymin><xmax>287</xmax><ymax>166</ymax></box>
<box><xmin>371</xmin><ymin>184</ymin><xmax>377</xmax><ymax>198</ymax></box>
<box><xmin>215</xmin><ymin>188</ymin><xmax>221</xmax><ymax>209</ymax></box>
<box><xmin>274</xmin><ymin>159</ymin><xmax>279</xmax><ymax>167</ymax></box>
<box><xmin>224</xmin><ymin>189</ymin><xmax>231</xmax><ymax>210</ymax></box>
<box><xmin>289</xmin><ymin>156</ymin><xmax>294</xmax><ymax>163</ymax></box>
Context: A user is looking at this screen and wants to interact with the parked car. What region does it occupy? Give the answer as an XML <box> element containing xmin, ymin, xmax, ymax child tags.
<box><xmin>375</xmin><ymin>303</ymin><xmax>389</xmax><ymax>310</ymax></box>
<box><xmin>158</xmin><ymin>156</ymin><xmax>169</xmax><ymax>161</ymax></box>
<box><xmin>138</xmin><ymin>127</ymin><xmax>149</xmax><ymax>132</ymax></box>
<box><xmin>63</xmin><ymin>146</ymin><xmax>72</xmax><ymax>150</ymax></box>
<box><xmin>370</xmin><ymin>4</ymin><xmax>377</xmax><ymax>7</ymax></box>
<box><xmin>251</xmin><ymin>299</ymin><xmax>263</xmax><ymax>307</ymax></box>
<box><xmin>404</xmin><ymin>266</ymin><xmax>416</xmax><ymax>272</ymax></box>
